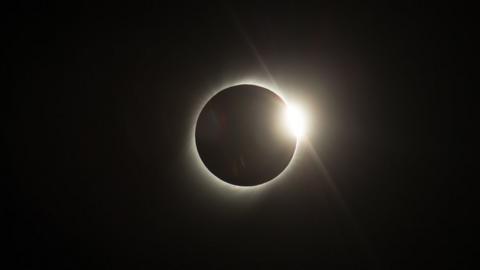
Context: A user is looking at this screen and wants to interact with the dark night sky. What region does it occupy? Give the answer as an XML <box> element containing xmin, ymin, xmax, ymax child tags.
<box><xmin>5</xmin><ymin>1</ymin><xmax>472</xmax><ymax>269</ymax></box>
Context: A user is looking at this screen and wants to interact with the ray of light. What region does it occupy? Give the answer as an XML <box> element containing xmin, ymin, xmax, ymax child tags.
<box><xmin>303</xmin><ymin>138</ymin><xmax>379</xmax><ymax>266</ymax></box>
<box><xmin>229</xmin><ymin>8</ymin><xmax>280</xmax><ymax>91</ymax></box>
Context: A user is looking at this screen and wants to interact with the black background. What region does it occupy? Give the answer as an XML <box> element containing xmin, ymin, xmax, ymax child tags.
<box><xmin>5</xmin><ymin>1</ymin><xmax>472</xmax><ymax>269</ymax></box>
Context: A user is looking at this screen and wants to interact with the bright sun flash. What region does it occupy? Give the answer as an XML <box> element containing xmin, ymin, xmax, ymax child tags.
<box><xmin>284</xmin><ymin>103</ymin><xmax>306</xmax><ymax>139</ymax></box>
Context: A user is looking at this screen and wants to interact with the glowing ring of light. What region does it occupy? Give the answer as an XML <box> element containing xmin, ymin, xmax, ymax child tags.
<box><xmin>188</xmin><ymin>78</ymin><xmax>306</xmax><ymax>193</ymax></box>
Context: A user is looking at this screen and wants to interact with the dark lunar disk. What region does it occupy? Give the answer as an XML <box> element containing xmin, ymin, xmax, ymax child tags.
<box><xmin>195</xmin><ymin>84</ymin><xmax>297</xmax><ymax>186</ymax></box>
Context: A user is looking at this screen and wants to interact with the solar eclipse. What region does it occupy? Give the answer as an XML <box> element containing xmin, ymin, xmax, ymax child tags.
<box><xmin>194</xmin><ymin>84</ymin><xmax>304</xmax><ymax>187</ymax></box>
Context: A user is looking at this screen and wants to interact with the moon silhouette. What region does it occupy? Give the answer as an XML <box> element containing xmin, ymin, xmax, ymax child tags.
<box><xmin>195</xmin><ymin>84</ymin><xmax>297</xmax><ymax>186</ymax></box>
